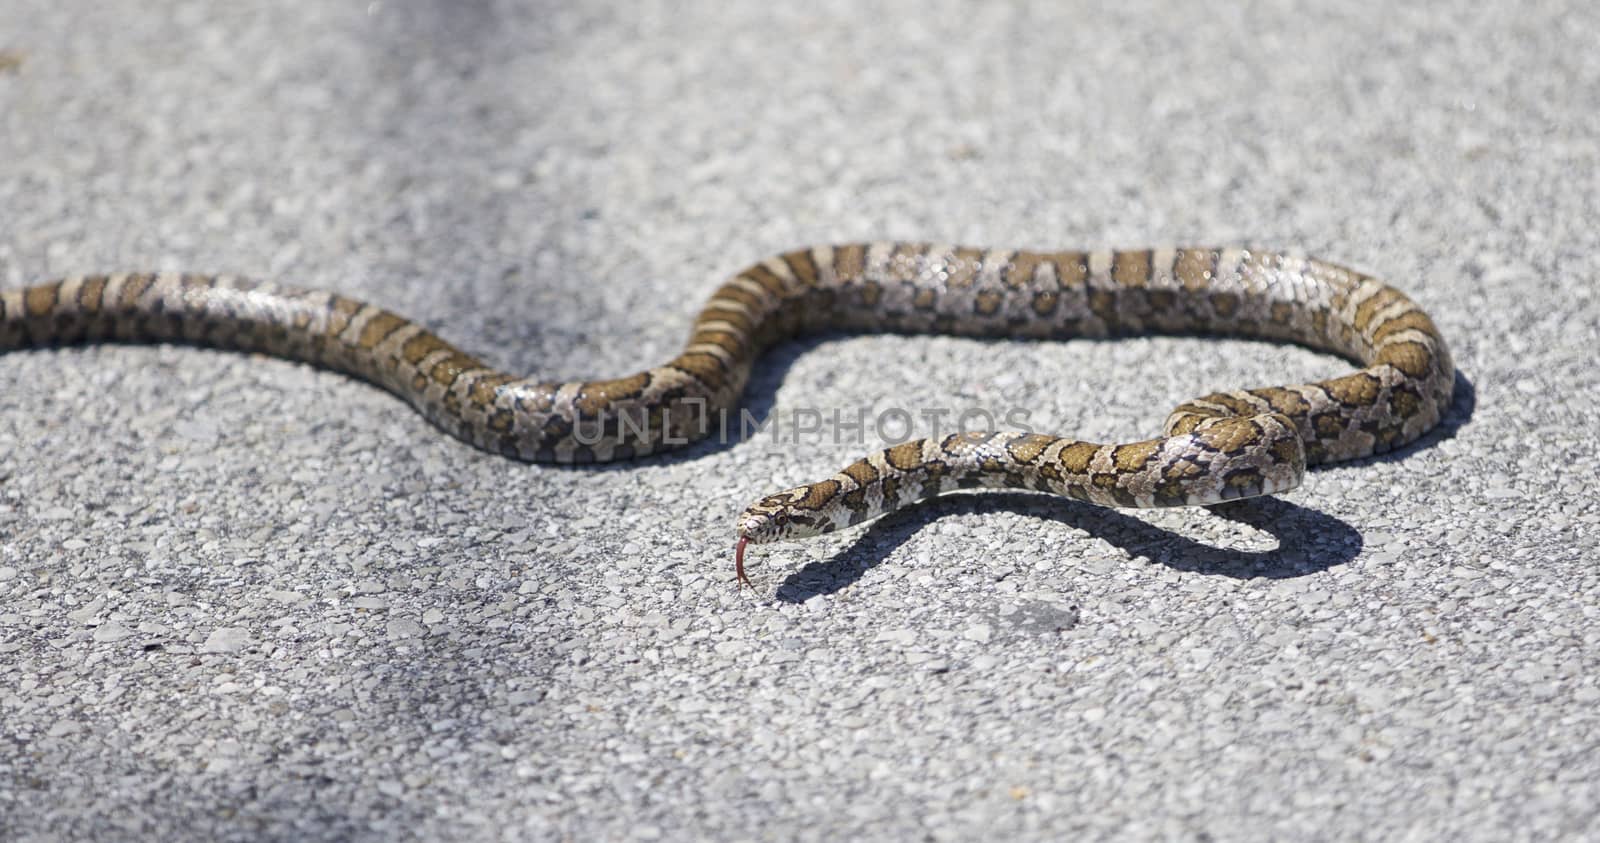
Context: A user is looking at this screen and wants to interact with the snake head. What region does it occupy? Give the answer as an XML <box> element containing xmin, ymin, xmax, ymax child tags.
<box><xmin>733</xmin><ymin>487</ymin><xmax>832</xmax><ymax>587</ymax></box>
<box><xmin>735</xmin><ymin>506</ymin><xmax>787</xmax><ymax>546</ymax></box>
<box><xmin>735</xmin><ymin>488</ymin><xmax>829</xmax><ymax>545</ymax></box>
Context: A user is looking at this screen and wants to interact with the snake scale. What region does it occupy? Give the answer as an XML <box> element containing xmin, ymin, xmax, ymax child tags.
<box><xmin>2</xmin><ymin>244</ymin><xmax>1453</xmax><ymax>585</ymax></box>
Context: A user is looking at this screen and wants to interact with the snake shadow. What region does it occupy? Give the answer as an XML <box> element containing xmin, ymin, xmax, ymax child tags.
<box><xmin>769</xmin><ymin>370</ymin><xmax>1476</xmax><ymax>603</ymax></box>
<box><xmin>772</xmin><ymin>494</ymin><xmax>1362</xmax><ymax>602</ymax></box>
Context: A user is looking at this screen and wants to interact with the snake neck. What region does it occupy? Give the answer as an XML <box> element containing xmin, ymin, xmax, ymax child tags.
<box><xmin>736</xmin><ymin>420</ymin><xmax>1307</xmax><ymax>544</ymax></box>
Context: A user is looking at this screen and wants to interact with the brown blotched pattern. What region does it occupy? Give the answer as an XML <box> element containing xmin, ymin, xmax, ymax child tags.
<box><xmin>0</xmin><ymin>246</ymin><xmax>1453</xmax><ymax>546</ymax></box>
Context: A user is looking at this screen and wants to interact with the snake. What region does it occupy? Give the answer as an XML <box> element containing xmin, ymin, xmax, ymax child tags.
<box><xmin>1</xmin><ymin>244</ymin><xmax>1454</xmax><ymax>586</ymax></box>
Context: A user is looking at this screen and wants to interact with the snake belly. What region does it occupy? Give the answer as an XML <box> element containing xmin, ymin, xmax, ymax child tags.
<box><xmin>1</xmin><ymin>245</ymin><xmax>1454</xmax><ymax>568</ymax></box>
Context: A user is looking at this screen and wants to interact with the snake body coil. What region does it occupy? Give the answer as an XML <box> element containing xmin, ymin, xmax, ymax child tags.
<box><xmin>1</xmin><ymin>245</ymin><xmax>1453</xmax><ymax>583</ymax></box>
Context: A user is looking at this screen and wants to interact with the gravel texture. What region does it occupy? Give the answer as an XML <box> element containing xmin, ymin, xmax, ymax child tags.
<box><xmin>2</xmin><ymin>1</ymin><xmax>1598</xmax><ymax>840</ymax></box>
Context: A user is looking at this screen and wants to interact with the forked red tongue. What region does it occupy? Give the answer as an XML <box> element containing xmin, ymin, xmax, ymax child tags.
<box><xmin>735</xmin><ymin>537</ymin><xmax>751</xmax><ymax>589</ymax></box>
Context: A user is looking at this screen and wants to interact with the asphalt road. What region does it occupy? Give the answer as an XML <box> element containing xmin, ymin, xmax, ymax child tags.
<box><xmin>2</xmin><ymin>1</ymin><xmax>1596</xmax><ymax>840</ymax></box>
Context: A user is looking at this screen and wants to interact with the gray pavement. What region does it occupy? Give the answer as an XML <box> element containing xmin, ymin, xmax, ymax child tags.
<box><xmin>2</xmin><ymin>1</ymin><xmax>1597</xmax><ymax>840</ymax></box>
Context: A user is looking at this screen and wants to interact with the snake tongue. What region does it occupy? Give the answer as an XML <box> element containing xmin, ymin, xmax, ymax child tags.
<box><xmin>735</xmin><ymin>537</ymin><xmax>751</xmax><ymax>589</ymax></box>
